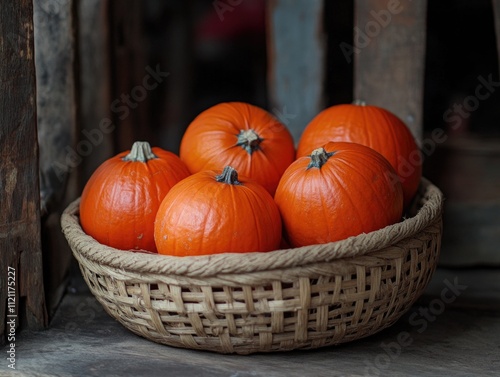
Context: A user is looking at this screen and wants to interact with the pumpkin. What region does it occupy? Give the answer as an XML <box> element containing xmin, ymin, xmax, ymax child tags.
<box><xmin>179</xmin><ymin>102</ymin><xmax>295</xmax><ymax>196</ymax></box>
<box><xmin>274</xmin><ymin>142</ymin><xmax>404</xmax><ymax>247</ymax></box>
<box><xmin>154</xmin><ymin>166</ymin><xmax>282</xmax><ymax>256</ymax></box>
<box><xmin>296</xmin><ymin>101</ymin><xmax>421</xmax><ymax>206</ymax></box>
<box><xmin>79</xmin><ymin>141</ymin><xmax>190</xmax><ymax>252</ymax></box>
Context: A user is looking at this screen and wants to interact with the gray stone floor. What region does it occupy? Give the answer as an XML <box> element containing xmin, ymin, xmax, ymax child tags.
<box><xmin>2</xmin><ymin>267</ymin><xmax>500</xmax><ymax>377</ymax></box>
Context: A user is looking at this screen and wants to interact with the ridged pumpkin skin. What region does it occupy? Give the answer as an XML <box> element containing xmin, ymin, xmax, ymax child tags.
<box><xmin>275</xmin><ymin>142</ymin><xmax>404</xmax><ymax>247</ymax></box>
<box><xmin>179</xmin><ymin>102</ymin><xmax>295</xmax><ymax>196</ymax></box>
<box><xmin>154</xmin><ymin>166</ymin><xmax>282</xmax><ymax>256</ymax></box>
<box><xmin>80</xmin><ymin>141</ymin><xmax>191</xmax><ymax>253</ymax></box>
<box><xmin>296</xmin><ymin>102</ymin><xmax>421</xmax><ymax>206</ymax></box>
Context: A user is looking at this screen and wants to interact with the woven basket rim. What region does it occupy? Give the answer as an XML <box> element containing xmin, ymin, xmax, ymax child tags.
<box><xmin>61</xmin><ymin>178</ymin><xmax>443</xmax><ymax>277</ymax></box>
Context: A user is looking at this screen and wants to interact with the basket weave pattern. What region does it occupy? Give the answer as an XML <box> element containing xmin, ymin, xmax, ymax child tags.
<box><xmin>62</xmin><ymin>179</ymin><xmax>443</xmax><ymax>354</ymax></box>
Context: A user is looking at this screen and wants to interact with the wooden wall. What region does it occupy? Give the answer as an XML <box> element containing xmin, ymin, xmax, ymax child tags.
<box><xmin>2</xmin><ymin>0</ymin><xmax>500</xmax><ymax>343</ymax></box>
<box><xmin>0</xmin><ymin>0</ymin><xmax>47</xmax><ymax>339</ymax></box>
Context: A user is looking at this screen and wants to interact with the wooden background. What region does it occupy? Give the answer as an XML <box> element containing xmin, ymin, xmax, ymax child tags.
<box><xmin>1</xmin><ymin>0</ymin><xmax>500</xmax><ymax>342</ymax></box>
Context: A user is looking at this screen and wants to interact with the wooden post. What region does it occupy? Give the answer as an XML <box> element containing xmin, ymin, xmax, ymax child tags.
<box><xmin>354</xmin><ymin>0</ymin><xmax>427</xmax><ymax>140</ymax></box>
<box><xmin>109</xmin><ymin>0</ymin><xmax>150</xmax><ymax>152</ymax></box>
<box><xmin>153</xmin><ymin>1</ymin><xmax>194</xmax><ymax>154</ymax></box>
<box><xmin>493</xmin><ymin>0</ymin><xmax>500</xmax><ymax>78</ymax></box>
<box><xmin>35</xmin><ymin>0</ymin><xmax>78</xmax><ymax>214</ymax></box>
<box><xmin>78</xmin><ymin>0</ymin><xmax>114</xmax><ymax>183</ymax></box>
<box><xmin>0</xmin><ymin>0</ymin><xmax>47</xmax><ymax>342</ymax></box>
<box><xmin>267</xmin><ymin>0</ymin><xmax>326</xmax><ymax>143</ymax></box>
<box><xmin>33</xmin><ymin>0</ymin><xmax>79</xmax><ymax>317</ymax></box>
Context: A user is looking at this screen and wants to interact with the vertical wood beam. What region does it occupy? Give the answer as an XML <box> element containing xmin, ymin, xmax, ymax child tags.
<box><xmin>156</xmin><ymin>1</ymin><xmax>194</xmax><ymax>154</ymax></box>
<box><xmin>267</xmin><ymin>0</ymin><xmax>326</xmax><ymax>143</ymax></box>
<box><xmin>354</xmin><ymin>0</ymin><xmax>427</xmax><ymax>140</ymax></box>
<box><xmin>33</xmin><ymin>0</ymin><xmax>78</xmax><ymax>316</ymax></box>
<box><xmin>0</xmin><ymin>0</ymin><xmax>47</xmax><ymax>340</ymax></box>
<box><xmin>493</xmin><ymin>0</ymin><xmax>500</xmax><ymax>78</ymax></box>
<box><xmin>109</xmin><ymin>0</ymin><xmax>149</xmax><ymax>152</ymax></box>
<box><xmin>78</xmin><ymin>0</ymin><xmax>114</xmax><ymax>183</ymax></box>
<box><xmin>34</xmin><ymin>0</ymin><xmax>78</xmax><ymax>213</ymax></box>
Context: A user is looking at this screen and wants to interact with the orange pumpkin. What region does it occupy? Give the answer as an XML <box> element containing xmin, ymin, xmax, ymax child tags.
<box><xmin>80</xmin><ymin>141</ymin><xmax>190</xmax><ymax>252</ymax></box>
<box><xmin>179</xmin><ymin>102</ymin><xmax>295</xmax><ymax>196</ymax></box>
<box><xmin>154</xmin><ymin>166</ymin><xmax>282</xmax><ymax>256</ymax></box>
<box><xmin>296</xmin><ymin>101</ymin><xmax>421</xmax><ymax>206</ymax></box>
<box><xmin>275</xmin><ymin>142</ymin><xmax>404</xmax><ymax>247</ymax></box>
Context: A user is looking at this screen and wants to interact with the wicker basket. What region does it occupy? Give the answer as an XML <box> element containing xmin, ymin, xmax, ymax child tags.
<box><xmin>61</xmin><ymin>178</ymin><xmax>443</xmax><ymax>354</ymax></box>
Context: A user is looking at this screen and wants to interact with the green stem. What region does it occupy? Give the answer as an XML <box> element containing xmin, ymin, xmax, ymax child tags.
<box><xmin>216</xmin><ymin>166</ymin><xmax>241</xmax><ymax>185</ymax></box>
<box><xmin>236</xmin><ymin>129</ymin><xmax>262</xmax><ymax>154</ymax></box>
<box><xmin>307</xmin><ymin>148</ymin><xmax>335</xmax><ymax>170</ymax></box>
<box><xmin>122</xmin><ymin>141</ymin><xmax>157</xmax><ymax>162</ymax></box>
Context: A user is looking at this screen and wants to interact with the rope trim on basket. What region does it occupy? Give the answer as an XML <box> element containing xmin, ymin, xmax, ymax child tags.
<box><xmin>61</xmin><ymin>178</ymin><xmax>443</xmax><ymax>277</ymax></box>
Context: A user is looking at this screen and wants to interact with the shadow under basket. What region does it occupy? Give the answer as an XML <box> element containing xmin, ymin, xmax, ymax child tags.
<box><xmin>61</xmin><ymin>178</ymin><xmax>443</xmax><ymax>355</ymax></box>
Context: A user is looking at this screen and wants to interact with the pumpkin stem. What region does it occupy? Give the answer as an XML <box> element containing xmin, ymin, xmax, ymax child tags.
<box><xmin>236</xmin><ymin>129</ymin><xmax>262</xmax><ymax>154</ymax></box>
<box><xmin>307</xmin><ymin>148</ymin><xmax>335</xmax><ymax>170</ymax></box>
<box><xmin>122</xmin><ymin>141</ymin><xmax>157</xmax><ymax>162</ymax></box>
<box><xmin>352</xmin><ymin>99</ymin><xmax>367</xmax><ymax>106</ymax></box>
<box><xmin>216</xmin><ymin>166</ymin><xmax>241</xmax><ymax>185</ymax></box>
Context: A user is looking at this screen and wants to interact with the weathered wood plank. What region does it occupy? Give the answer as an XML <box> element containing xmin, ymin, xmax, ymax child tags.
<box><xmin>354</xmin><ymin>0</ymin><xmax>427</xmax><ymax>140</ymax></box>
<box><xmin>33</xmin><ymin>0</ymin><xmax>77</xmax><ymax>317</ymax></box>
<box><xmin>152</xmin><ymin>1</ymin><xmax>193</xmax><ymax>154</ymax></box>
<box><xmin>78</xmin><ymin>0</ymin><xmax>114</xmax><ymax>183</ymax></box>
<box><xmin>493</xmin><ymin>0</ymin><xmax>500</xmax><ymax>78</ymax></box>
<box><xmin>34</xmin><ymin>0</ymin><xmax>78</xmax><ymax>216</ymax></box>
<box><xmin>0</xmin><ymin>0</ymin><xmax>47</xmax><ymax>342</ymax></box>
<box><xmin>267</xmin><ymin>0</ymin><xmax>326</xmax><ymax>143</ymax></box>
<box><xmin>109</xmin><ymin>0</ymin><xmax>150</xmax><ymax>152</ymax></box>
